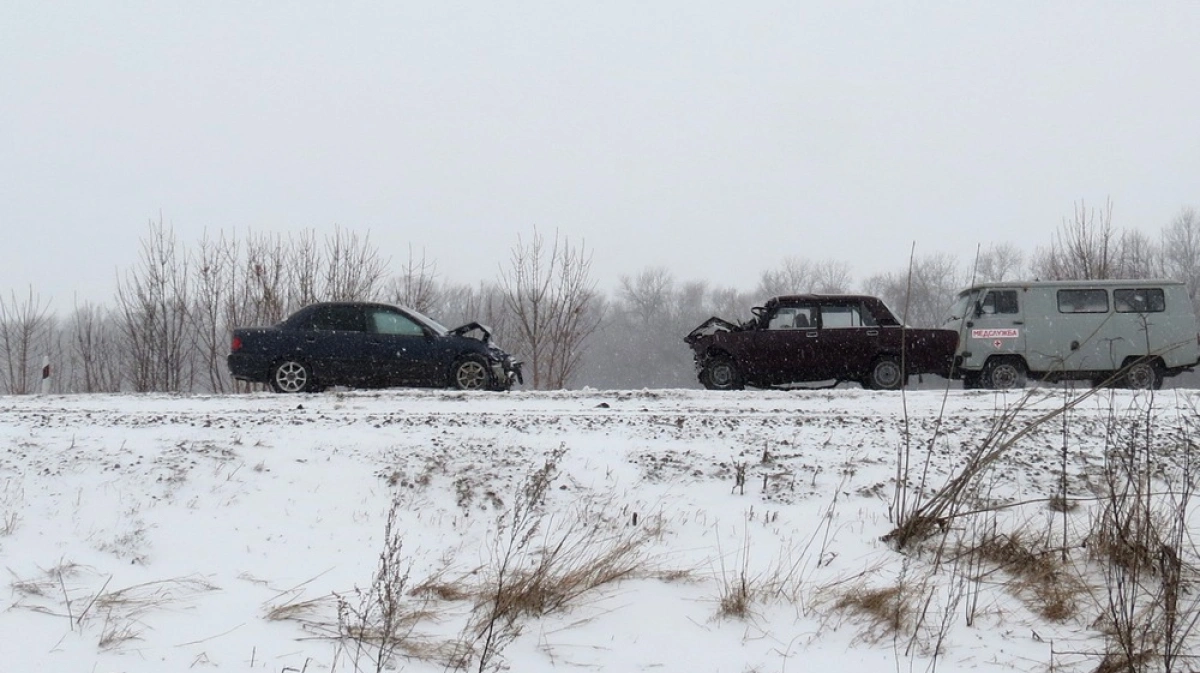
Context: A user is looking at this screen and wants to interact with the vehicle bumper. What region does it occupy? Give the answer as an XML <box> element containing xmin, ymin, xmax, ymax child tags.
<box><xmin>227</xmin><ymin>353</ymin><xmax>271</xmax><ymax>383</ymax></box>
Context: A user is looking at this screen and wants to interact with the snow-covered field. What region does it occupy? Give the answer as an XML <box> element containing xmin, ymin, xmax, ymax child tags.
<box><xmin>2</xmin><ymin>387</ymin><xmax>1197</xmax><ymax>672</ymax></box>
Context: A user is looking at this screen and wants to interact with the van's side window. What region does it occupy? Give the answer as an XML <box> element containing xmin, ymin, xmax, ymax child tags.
<box><xmin>1057</xmin><ymin>289</ymin><xmax>1109</xmax><ymax>314</ymax></box>
<box><xmin>1114</xmin><ymin>288</ymin><xmax>1166</xmax><ymax>313</ymax></box>
<box><xmin>981</xmin><ymin>290</ymin><xmax>1019</xmax><ymax>314</ymax></box>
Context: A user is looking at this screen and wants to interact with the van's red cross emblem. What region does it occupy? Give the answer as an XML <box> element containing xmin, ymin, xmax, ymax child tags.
<box><xmin>993</xmin><ymin>339</ymin><xmax>1002</xmax><ymax>348</ymax></box>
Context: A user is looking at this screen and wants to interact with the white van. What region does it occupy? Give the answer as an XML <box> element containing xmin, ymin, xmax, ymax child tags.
<box><xmin>943</xmin><ymin>279</ymin><xmax>1200</xmax><ymax>389</ymax></box>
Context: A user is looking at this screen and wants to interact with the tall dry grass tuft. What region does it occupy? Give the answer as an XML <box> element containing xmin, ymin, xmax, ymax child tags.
<box><xmin>1085</xmin><ymin>395</ymin><xmax>1200</xmax><ymax>673</ymax></box>
<box><xmin>957</xmin><ymin>525</ymin><xmax>1083</xmax><ymax>622</ymax></box>
<box><xmin>458</xmin><ymin>445</ymin><xmax>663</xmax><ymax>672</ymax></box>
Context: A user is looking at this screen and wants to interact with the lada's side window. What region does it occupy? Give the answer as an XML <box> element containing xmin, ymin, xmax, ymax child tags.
<box><xmin>1057</xmin><ymin>289</ymin><xmax>1109</xmax><ymax>314</ymax></box>
<box><xmin>981</xmin><ymin>290</ymin><xmax>1018</xmax><ymax>314</ymax></box>
<box><xmin>820</xmin><ymin>303</ymin><xmax>877</xmax><ymax>328</ymax></box>
<box><xmin>1114</xmin><ymin>288</ymin><xmax>1165</xmax><ymax>313</ymax></box>
<box><xmin>768</xmin><ymin>306</ymin><xmax>815</xmax><ymax>329</ymax></box>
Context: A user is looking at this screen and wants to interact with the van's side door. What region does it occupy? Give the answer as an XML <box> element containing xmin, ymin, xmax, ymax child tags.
<box><xmin>1050</xmin><ymin>288</ymin><xmax>1113</xmax><ymax>372</ymax></box>
<box><xmin>967</xmin><ymin>289</ymin><xmax>1028</xmax><ymax>368</ymax></box>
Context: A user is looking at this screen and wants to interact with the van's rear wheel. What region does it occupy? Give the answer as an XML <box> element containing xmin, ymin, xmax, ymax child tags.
<box><xmin>1123</xmin><ymin>360</ymin><xmax>1163</xmax><ymax>390</ymax></box>
<box><xmin>982</xmin><ymin>358</ymin><xmax>1026</xmax><ymax>390</ymax></box>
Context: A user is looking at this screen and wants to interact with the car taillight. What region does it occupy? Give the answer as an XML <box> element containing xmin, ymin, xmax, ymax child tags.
<box><xmin>231</xmin><ymin>336</ymin><xmax>242</xmax><ymax>352</ymax></box>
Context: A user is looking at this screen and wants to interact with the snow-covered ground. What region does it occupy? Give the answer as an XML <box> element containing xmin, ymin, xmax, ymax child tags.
<box><xmin>1</xmin><ymin>387</ymin><xmax>1197</xmax><ymax>672</ymax></box>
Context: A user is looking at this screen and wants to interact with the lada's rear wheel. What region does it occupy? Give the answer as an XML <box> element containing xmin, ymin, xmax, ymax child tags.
<box><xmin>1123</xmin><ymin>360</ymin><xmax>1163</xmax><ymax>390</ymax></box>
<box><xmin>271</xmin><ymin>360</ymin><xmax>315</xmax><ymax>393</ymax></box>
<box><xmin>866</xmin><ymin>356</ymin><xmax>904</xmax><ymax>390</ymax></box>
<box><xmin>982</xmin><ymin>358</ymin><xmax>1026</xmax><ymax>390</ymax></box>
<box><xmin>701</xmin><ymin>357</ymin><xmax>743</xmax><ymax>390</ymax></box>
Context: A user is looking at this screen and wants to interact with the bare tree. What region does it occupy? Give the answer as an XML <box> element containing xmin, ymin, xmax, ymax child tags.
<box><xmin>863</xmin><ymin>252</ymin><xmax>964</xmax><ymax>328</ymax></box>
<box><xmin>758</xmin><ymin>257</ymin><xmax>852</xmax><ymax>296</ymax></box>
<box><xmin>386</xmin><ymin>245</ymin><xmax>440</xmax><ymax>314</ymax></box>
<box><xmin>243</xmin><ymin>231</ymin><xmax>289</xmax><ymax>326</ymax></box>
<box><xmin>974</xmin><ymin>243</ymin><xmax>1025</xmax><ymax>283</ymax></box>
<box><xmin>500</xmin><ymin>228</ymin><xmax>603</xmax><ymax>389</ymax></box>
<box><xmin>115</xmin><ymin>219</ymin><xmax>194</xmax><ymax>392</ymax></box>
<box><xmin>0</xmin><ymin>287</ymin><xmax>53</xmax><ymax>394</ymax></box>
<box><xmin>1113</xmin><ymin>229</ymin><xmax>1159</xmax><ymax>279</ymax></box>
<box><xmin>322</xmin><ymin>226</ymin><xmax>389</xmax><ymax>302</ymax></box>
<box><xmin>286</xmin><ymin>229</ymin><xmax>323</xmax><ymax>309</ymax></box>
<box><xmin>1161</xmin><ymin>207</ymin><xmax>1200</xmax><ymax>314</ymax></box>
<box><xmin>66</xmin><ymin>301</ymin><xmax>122</xmax><ymax>393</ymax></box>
<box><xmin>190</xmin><ymin>230</ymin><xmax>239</xmax><ymax>393</ymax></box>
<box><xmin>1031</xmin><ymin>199</ymin><xmax>1120</xmax><ymax>280</ymax></box>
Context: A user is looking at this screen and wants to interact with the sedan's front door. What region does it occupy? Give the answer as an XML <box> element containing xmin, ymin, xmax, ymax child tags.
<box><xmin>364</xmin><ymin>308</ymin><xmax>443</xmax><ymax>385</ymax></box>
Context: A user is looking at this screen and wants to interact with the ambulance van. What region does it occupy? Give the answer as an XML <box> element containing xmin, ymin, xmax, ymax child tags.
<box><xmin>943</xmin><ymin>279</ymin><xmax>1199</xmax><ymax>389</ymax></box>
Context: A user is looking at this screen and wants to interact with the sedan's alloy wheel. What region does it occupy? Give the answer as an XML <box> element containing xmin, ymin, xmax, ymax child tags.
<box><xmin>273</xmin><ymin>361</ymin><xmax>309</xmax><ymax>393</ymax></box>
<box><xmin>455</xmin><ymin>360</ymin><xmax>489</xmax><ymax>390</ymax></box>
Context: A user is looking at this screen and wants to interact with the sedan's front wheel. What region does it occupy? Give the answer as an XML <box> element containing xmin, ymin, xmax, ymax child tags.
<box><xmin>451</xmin><ymin>356</ymin><xmax>492</xmax><ymax>391</ymax></box>
<box><xmin>271</xmin><ymin>360</ymin><xmax>315</xmax><ymax>393</ymax></box>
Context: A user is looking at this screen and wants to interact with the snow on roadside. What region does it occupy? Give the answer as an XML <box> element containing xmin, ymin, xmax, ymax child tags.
<box><xmin>1</xmin><ymin>387</ymin><xmax>1196</xmax><ymax>672</ymax></box>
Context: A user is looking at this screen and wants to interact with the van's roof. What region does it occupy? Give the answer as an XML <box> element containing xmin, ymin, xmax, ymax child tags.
<box><xmin>958</xmin><ymin>279</ymin><xmax>1186</xmax><ymax>294</ymax></box>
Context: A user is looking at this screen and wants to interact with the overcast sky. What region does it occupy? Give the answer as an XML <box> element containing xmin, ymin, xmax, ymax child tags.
<box><xmin>3</xmin><ymin>2</ymin><xmax>1199</xmax><ymax>308</ymax></box>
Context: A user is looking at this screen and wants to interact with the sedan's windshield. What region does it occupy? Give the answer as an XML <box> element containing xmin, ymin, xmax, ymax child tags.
<box><xmin>404</xmin><ymin>307</ymin><xmax>450</xmax><ymax>336</ymax></box>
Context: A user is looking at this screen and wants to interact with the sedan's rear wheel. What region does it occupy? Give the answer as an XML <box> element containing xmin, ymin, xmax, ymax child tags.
<box><xmin>452</xmin><ymin>356</ymin><xmax>491</xmax><ymax>391</ymax></box>
<box><xmin>271</xmin><ymin>360</ymin><xmax>314</xmax><ymax>393</ymax></box>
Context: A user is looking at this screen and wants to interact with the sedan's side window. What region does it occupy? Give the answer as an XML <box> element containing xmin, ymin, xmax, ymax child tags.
<box><xmin>370</xmin><ymin>310</ymin><xmax>426</xmax><ymax>336</ymax></box>
<box><xmin>820</xmin><ymin>304</ymin><xmax>876</xmax><ymax>328</ymax></box>
<box><xmin>308</xmin><ymin>306</ymin><xmax>366</xmax><ymax>331</ymax></box>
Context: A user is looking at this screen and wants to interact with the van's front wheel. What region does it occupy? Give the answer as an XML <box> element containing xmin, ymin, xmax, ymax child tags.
<box><xmin>982</xmin><ymin>358</ymin><xmax>1027</xmax><ymax>390</ymax></box>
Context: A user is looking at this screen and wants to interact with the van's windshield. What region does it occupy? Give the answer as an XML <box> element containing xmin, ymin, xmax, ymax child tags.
<box><xmin>944</xmin><ymin>290</ymin><xmax>981</xmax><ymax>324</ymax></box>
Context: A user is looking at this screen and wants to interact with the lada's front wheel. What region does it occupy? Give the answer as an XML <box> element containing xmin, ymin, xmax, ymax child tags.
<box><xmin>701</xmin><ymin>357</ymin><xmax>744</xmax><ymax>390</ymax></box>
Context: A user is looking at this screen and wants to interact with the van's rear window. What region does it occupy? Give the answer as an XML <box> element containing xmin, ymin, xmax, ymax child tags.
<box><xmin>1114</xmin><ymin>288</ymin><xmax>1165</xmax><ymax>313</ymax></box>
<box><xmin>1057</xmin><ymin>289</ymin><xmax>1109</xmax><ymax>314</ymax></box>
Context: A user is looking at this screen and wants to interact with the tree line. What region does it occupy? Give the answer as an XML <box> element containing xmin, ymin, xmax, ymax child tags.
<box><xmin>2</xmin><ymin>202</ymin><xmax>1198</xmax><ymax>394</ymax></box>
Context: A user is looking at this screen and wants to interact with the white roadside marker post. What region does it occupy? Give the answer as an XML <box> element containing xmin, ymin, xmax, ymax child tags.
<box><xmin>40</xmin><ymin>355</ymin><xmax>51</xmax><ymax>395</ymax></box>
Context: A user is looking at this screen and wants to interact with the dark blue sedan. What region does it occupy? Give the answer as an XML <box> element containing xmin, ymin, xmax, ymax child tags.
<box><xmin>228</xmin><ymin>302</ymin><xmax>522</xmax><ymax>393</ymax></box>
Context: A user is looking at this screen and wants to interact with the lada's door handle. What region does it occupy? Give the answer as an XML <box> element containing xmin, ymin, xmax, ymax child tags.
<box><xmin>805</xmin><ymin>331</ymin><xmax>818</xmax><ymax>338</ymax></box>
<box><xmin>866</xmin><ymin>330</ymin><xmax>879</xmax><ymax>336</ymax></box>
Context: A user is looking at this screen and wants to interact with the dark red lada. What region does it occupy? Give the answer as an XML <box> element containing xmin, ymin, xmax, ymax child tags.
<box><xmin>684</xmin><ymin>295</ymin><xmax>958</xmax><ymax>390</ymax></box>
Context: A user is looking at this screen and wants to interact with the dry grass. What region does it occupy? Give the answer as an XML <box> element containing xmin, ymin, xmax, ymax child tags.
<box><xmin>957</xmin><ymin>529</ymin><xmax>1083</xmax><ymax>621</ymax></box>
<box><xmin>831</xmin><ymin>584</ymin><xmax>910</xmax><ymax>638</ymax></box>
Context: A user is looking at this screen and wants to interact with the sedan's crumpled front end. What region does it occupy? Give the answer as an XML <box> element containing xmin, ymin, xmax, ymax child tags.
<box><xmin>451</xmin><ymin>322</ymin><xmax>523</xmax><ymax>388</ymax></box>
